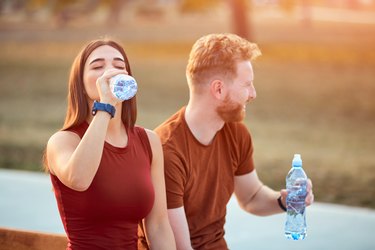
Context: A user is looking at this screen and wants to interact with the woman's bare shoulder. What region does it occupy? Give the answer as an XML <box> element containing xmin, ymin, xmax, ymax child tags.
<box><xmin>47</xmin><ymin>130</ymin><xmax>81</xmax><ymax>151</ymax></box>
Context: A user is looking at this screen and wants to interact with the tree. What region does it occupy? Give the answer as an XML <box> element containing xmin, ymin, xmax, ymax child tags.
<box><xmin>180</xmin><ymin>0</ymin><xmax>253</xmax><ymax>41</ymax></box>
<box><xmin>227</xmin><ymin>0</ymin><xmax>252</xmax><ymax>40</ymax></box>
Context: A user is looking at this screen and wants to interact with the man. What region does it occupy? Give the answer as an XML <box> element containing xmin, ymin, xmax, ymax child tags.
<box><xmin>154</xmin><ymin>33</ymin><xmax>314</xmax><ymax>249</ymax></box>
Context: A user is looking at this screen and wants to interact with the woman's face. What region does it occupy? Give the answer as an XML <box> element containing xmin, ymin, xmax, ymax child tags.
<box><xmin>83</xmin><ymin>45</ymin><xmax>126</xmax><ymax>101</ymax></box>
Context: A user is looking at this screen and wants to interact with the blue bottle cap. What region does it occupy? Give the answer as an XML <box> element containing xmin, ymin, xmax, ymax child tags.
<box><xmin>292</xmin><ymin>154</ymin><xmax>302</xmax><ymax>167</ymax></box>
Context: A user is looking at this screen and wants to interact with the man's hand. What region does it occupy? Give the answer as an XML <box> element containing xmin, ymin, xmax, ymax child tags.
<box><xmin>280</xmin><ymin>178</ymin><xmax>314</xmax><ymax>208</ymax></box>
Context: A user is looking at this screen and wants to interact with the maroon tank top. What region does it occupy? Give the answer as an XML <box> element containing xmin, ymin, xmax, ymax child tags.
<box><xmin>50</xmin><ymin>122</ymin><xmax>155</xmax><ymax>250</ymax></box>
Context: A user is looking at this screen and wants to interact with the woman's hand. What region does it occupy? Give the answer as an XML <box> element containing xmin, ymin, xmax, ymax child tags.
<box><xmin>96</xmin><ymin>69</ymin><xmax>128</xmax><ymax>105</ymax></box>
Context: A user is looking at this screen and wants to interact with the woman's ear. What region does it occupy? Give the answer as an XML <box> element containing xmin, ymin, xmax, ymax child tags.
<box><xmin>210</xmin><ymin>79</ymin><xmax>224</xmax><ymax>100</ymax></box>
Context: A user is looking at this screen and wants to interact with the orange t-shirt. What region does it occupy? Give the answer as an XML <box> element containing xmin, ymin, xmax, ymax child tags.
<box><xmin>155</xmin><ymin>107</ymin><xmax>254</xmax><ymax>250</ymax></box>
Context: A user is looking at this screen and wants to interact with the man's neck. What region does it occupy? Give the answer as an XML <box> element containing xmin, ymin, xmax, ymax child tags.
<box><xmin>185</xmin><ymin>102</ymin><xmax>225</xmax><ymax>146</ymax></box>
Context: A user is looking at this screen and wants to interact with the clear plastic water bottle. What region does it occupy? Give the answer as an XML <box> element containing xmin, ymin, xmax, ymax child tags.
<box><xmin>109</xmin><ymin>74</ymin><xmax>138</xmax><ymax>101</ymax></box>
<box><xmin>284</xmin><ymin>154</ymin><xmax>308</xmax><ymax>240</ymax></box>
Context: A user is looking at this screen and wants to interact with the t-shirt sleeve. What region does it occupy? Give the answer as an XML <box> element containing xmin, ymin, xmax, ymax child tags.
<box><xmin>235</xmin><ymin>123</ymin><xmax>255</xmax><ymax>176</ymax></box>
<box><xmin>163</xmin><ymin>147</ymin><xmax>187</xmax><ymax>209</ymax></box>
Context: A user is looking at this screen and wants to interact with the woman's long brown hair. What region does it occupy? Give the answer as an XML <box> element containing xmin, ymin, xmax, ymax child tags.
<box><xmin>63</xmin><ymin>38</ymin><xmax>137</xmax><ymax>130</ymax></box>
<box><xmin>43</xmin><ymin>38</ymin><xmax>137</xmax><ymax>171</ymax></box>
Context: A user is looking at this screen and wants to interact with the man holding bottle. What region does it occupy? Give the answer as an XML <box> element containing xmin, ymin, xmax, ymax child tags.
<box><xmin>153</xmin><ymin>33</ymin><xmax>314</xmax><ymax>249</ymax></box>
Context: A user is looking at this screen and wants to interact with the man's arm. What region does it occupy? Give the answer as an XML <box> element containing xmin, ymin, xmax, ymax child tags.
<box><xmin>168</xmin><ymin>207</ymin><xmax>194</xmax><ymax>250</ymax></box>
<box><xmin>234</xmin><ymin>170</ymin><xmax>282</xmax><ymax>216</ymax></box>
<box><xmin>234</xmin><ymin>170</ymin><xmax>314</xmax><ymax>216</ymax></box>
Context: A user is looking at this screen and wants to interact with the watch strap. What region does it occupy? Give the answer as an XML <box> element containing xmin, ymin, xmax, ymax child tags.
<box><xmin>92</xmin><ymin>101</ymin><xmax>116</xmax><ymax>118</ymax></box>
<box><xmin>277</xmin><ymin>196</ymin><xmax>287</xmax><ymax>212</ymax></box>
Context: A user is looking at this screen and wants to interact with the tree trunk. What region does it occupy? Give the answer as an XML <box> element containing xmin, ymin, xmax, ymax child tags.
<box><xmin>227</xmin><ymin>0</ymin><xmax>252</xmax><ymax>41</ymax></box>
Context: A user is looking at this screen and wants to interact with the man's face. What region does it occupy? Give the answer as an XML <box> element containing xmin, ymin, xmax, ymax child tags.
<box><xmin>216</xmin><ymin>61</ymin><xmax>256</xmax><ymax>122</ymax></box>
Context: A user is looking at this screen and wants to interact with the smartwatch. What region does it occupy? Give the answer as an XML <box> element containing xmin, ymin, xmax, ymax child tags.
<box><xmin>92</xmin><ymin>101</ymin><xmax>116</xmax><ymax>118</ymax></box>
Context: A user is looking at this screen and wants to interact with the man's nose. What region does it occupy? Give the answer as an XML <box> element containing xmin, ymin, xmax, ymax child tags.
<box><xmin>249</xmin><ymin>86</ymin><xmax>256</xmax><ymax>100</ymax></box>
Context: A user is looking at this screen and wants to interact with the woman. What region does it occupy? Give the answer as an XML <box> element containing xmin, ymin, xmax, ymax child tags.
<box><xmin>44</xmin><ymin>38</ymin><xmax>175</xmax><ymax>250</ymax></box>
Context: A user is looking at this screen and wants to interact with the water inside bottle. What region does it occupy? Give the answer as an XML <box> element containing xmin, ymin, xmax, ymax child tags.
<box><xmin>285</xmin><ymin>178</ymin><xmax>307</xmax><ymax>240</ymax></box>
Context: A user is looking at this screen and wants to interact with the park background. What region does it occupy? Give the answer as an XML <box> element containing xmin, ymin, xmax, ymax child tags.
<box><xmin>0</xmin><ymin>0</ymin><xmax>374</xmax><ymax>211</ymax></box>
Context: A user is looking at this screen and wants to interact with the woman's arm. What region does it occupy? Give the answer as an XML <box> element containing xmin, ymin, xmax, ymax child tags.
<box><xmin>46</xmin><ymin>69</ymin><xmax>124</xmax><ymax>191</ymax></box>
<box><xmin>46</xmin><ymin>111</ymin><xmax>111</xmax><ymax>191</ymax></box>
<box><xmin>143</xmin><ymin>129</ymin><xmax>176</xmax><ymax>250</ymax></box>
<box><xmin>167</xmin><ymin>207</ymin><xmax>193</xmax><ymax>250</ymax></box>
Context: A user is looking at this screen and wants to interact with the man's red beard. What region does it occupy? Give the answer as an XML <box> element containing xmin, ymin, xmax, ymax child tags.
<box><xmin>216</xmin><ymin>95</ymin><xmax>245</xmax><ymax>123</ymax></box>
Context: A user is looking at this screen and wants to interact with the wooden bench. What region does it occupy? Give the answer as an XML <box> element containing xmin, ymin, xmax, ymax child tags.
<box><xmin>0</xmin><ymin>227</ymin><xmax>67</xmax><ymax>250</ymax></box>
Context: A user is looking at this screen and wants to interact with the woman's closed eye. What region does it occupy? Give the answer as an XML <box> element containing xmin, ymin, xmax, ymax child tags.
<box><xmin>114</xmin><ymin>65</ymin><xmax>125</xmax><ymax>70</ymax></box>
<box><xmin>90</xmin><ymin>62</ymin><xmax>104</xmax><ymax>70</ymax></box>
<box><xmin>113</xmin><ymin>62</ymin><xmax>126</xmax><ymax>70</ymax></box>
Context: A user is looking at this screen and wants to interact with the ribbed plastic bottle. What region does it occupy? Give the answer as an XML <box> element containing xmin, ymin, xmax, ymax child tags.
<box><xmin>284</xmin><ymin>154</ymin><xmax>308</xmax><ymax>240</ymax></box>
<box><xmin>109</xmin><ymin>74</ymin><xmax>138</xmax><ymax>101</ymax></box>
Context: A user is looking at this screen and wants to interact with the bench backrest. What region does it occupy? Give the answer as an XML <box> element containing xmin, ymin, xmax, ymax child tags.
<box><xmin>0</xmin><ymin>227</ymin><xmax>67</xmax><ymax>250</ymax></box>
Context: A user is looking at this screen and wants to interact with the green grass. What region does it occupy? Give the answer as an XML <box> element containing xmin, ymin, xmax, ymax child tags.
<box><xmin>0</xmin><ymin>14</ymin><xmax>374</xmax><ymax>209</ymax></box>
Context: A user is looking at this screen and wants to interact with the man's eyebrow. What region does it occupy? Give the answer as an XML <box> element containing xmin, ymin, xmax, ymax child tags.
<box><xmin>89</xmin><ymin>57</ymin><xmax>125</xmax><ymax>65</ymax></box>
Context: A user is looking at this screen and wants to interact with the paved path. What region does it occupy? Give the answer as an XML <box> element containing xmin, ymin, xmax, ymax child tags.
<box><xmin>1</xmin><ymin>169</ymin><xmax>375</xmax><ymax>249</ymax></box>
